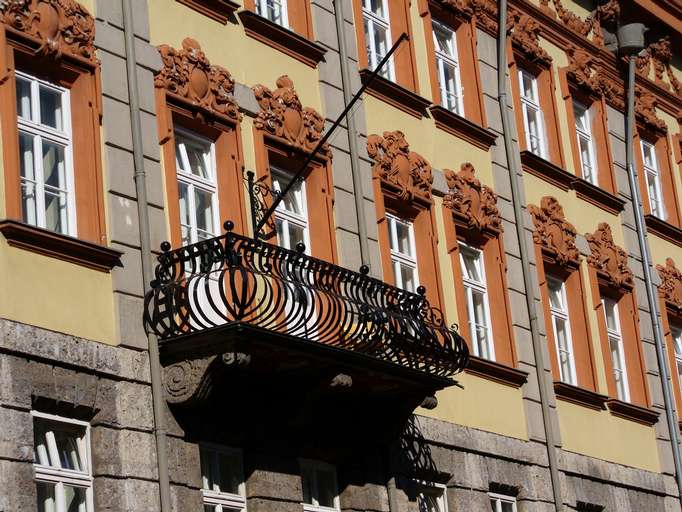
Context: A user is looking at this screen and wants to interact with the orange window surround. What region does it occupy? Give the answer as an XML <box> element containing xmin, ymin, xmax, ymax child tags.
<box><xmin>530</xmin><ymin>197</ymin><xmax>598</xmax><ymax>391</ymax></box>
<box><xmin>442</xmin><ymin>164</ymin><xmax>516</xmax><ymax>368</ymax></box>
<box><xmin>419</xmin><ymin>1</ymin><xmax>485</xmax><ymax>125</ymax></box>
<box><xmin>155</xmin><ymin>39</ymin><xmax>248</xmax><ymax>248</ymax></box>
<box><xmin>586</xmin><ymin>223</ymin><xmax>650</xmax><ymax>408</ymax></box>
<box><xmin>367</xmin><ymin>131</ymin><xmax>444</xmax><ymax>309</ymax></box>
<box><xmin>0</xmin><ymin>8</ymin><xmax>106</xmax><ymax>246</ymax></box>
<box><xmin>657</xmin><ymin>258</ymin><xmax>682</xmax><ymax>415</ymax></box>
<box><xmin>243</xmin><ymin>0</ymin><xmax>314</xmax><ymax>37</ymax></box>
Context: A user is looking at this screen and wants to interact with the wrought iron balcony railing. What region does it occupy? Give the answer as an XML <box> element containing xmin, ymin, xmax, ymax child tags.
<box><xmin>144</xmin><ymin>222</ymin><xmax>469</xmax><ymax>379</ymax></box>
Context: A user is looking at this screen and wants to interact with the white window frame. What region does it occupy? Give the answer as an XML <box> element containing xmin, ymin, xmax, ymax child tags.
<box><xmin>362</xmin><ymin>0</ymin><xmax>394</xmax><ymax>81</ymax></box>
<box><xmin>271</xmin><ymin>167</ymin><xmax>311</xmax><ymax>253</ymax></box>
<box><xmin>200</xmin><ymin>444</ymin><xmax>247</xmax><ymax>512</ymax></box>
<box><xmin>386</xmin><ymin>213</ymin><xmax>419</xmax><ymax>292</ymax></box>
<box><xmin>573</xmin><ymin>101</ymin><xmax>597</xmax><ymax>185</ymax></box>
<box><xmin>417</xmin><ymin>481</ymin><xmax>449</xmax><ymax>512</ymax></box>
<box><xmin>175</xmin><ymin>127</ymin><xmax>220</xmax><ymax>246</ymax></box>
<box><xmin>518</xmin><ymin>69</ymin><xmax>546</xmax><ymax>159</ymax></box>
<box><xmin>32</xmin><ymin>411</ymin><xmax>94</xmax><ymax>512</ymax></box>
<box><xmin>300</xmin><ymin>460</ymin><xmax>340</xmax><ymax>512</ymax></box>
<box><xmin>547</xmin><ymin>276</ymin><xmax>578</xmax><ymax>385</ymax></box>
<box><xmin>432</xmin><ymin>20</ymin><xmax>464</xmax><ymax>115</ymax></box>
<box><xmin>255</xmin><ymin>0</ymin><xmax>289</xmax><ymax>28</ymax></box>
<box><xmin>602</xmin><ymin>297</ymin><xmax>630</xmax><ymax>402</ymax></box>
<box><xmin>489</xmin><ymin>492</ymin><xmax>518</xmax><ymax>512</ymax></box>
<box><xmin>16</xmin><ymin>70</ymin><xmax>76</xmax><ymax>236</ymax></box>
<box><xmin>640</xmin><ymin>139</ymin><xmax>665</xmax><ymax>219</ymax></box>
<box><xmin>672</xmin><ymin>326</ymin><xmax>682</xmax><ymax>398</ymax></box>
<box><xmin>459</xmin><ymin>243</ymin><xmax>494</xmax><ymax>360</ymax></box>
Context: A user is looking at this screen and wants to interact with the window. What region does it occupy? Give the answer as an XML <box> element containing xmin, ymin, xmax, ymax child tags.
<box><xmin>673</xmin><ymin>326</ymin><xmax>682</xmax><ymax>398</ymax></box>
<box><xmin>175</xmin><ymin>129</ymin><xmax>219</xmax><ymax>246</ymax></box>
<box><xmin>387</xmin><ymin>214</ymin><xmax>419</xmax><ymax>292</ymax></box>
<box><xmin>518</xmin><ymin>69</ymin><xmax>545</xmax><ymax>158</ymax></box>
<box><xmin>459</xmin><ymin>244</ymin><xmax>494</xmax><ymax>360</ymax></box>
<box><xmin>547</xmin><ymin>277</ymin><xmax>577</xmax><ymax>385</ymax></box>
<box><xmin>417</xmin><ymin>483</ymin><xmax>448</xmax><ymax>512</ymax></box>
<box><xmin>489</xmin><ymin>493</ymin><xmax>517</xmax><ymax>512</ymax></box>
<box><xmin>603</xmin><ymin>297</ymin><xmax>629</xmax><ymax>402</ymax></box>
<box><xmin>255</xmin><ymin>0</ymin><xmax>288</xmax><ymax>26</ymax></box>
<box><xmin>200</xmin><ymin>446</ymin><xmax>246</xmax><ymax>512</ymax></box>
<box><xmin>432</xmin><ymin>21</ymin><xmax>463</xmax><ymax>115</ymax></box>
<box><xmin>641</xmin><ymin>140</ymin><xmax>664</xmax><ymax>219</ymax></box>
<box><xmin>32</xmin><ymin>412</ymin><xmax>93</xmax><ymax>512</ymax></box>
<box><xmin>272</xmin><ymin>168</ymin><xmax>310</xmax><ymax>252</ymax></box>
<box><xmin>301</xmin><ymin>461</ymin><xmax>339</xmax><ymax>512</ymax></box>
<box><xmin>16</xmin><ymin>71</ymin><xmax>75</xmax><ymax>236</ymax></box>
<box><xmin>573</xmin><ymin>101</ymin><xmax>597</xmax><ymax>185</ymax></box>
<box><xmin>362</xmin><ymin>0</ymin><xmax>394</xmax><ymax>80</ymax></box>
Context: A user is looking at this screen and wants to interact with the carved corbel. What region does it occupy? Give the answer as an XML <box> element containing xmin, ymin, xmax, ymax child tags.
<box><xmin>585</xmin><ymin>223</ymin><xmax>633</xmax><ymax>291</ymax></box>
<box><xmin>566</xmin><ymin>46</ymin><xmax>601</xmax><ymax>96</ymax></box>
<box><xmin>634</xmin><ymin>87</ymin><xmax>667</xmax><ymax>134</ymax></box>
<box><xmin>529</xmin><ymin>196</ymin><xmax>580</xmax><ymax>268</ymax></box>
<box><xmin>507</xmin><ymin>8</ymin><xmax>551</xmax><ymax>65</ymax></box>
<box><xmin>657</xmin><ymin>258</ymin><xmax>682</xmax><ymax>312</ymax></box>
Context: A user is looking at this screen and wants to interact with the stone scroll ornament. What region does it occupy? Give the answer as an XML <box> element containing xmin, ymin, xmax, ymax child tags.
<box><xmin>367</xmin><ymin>130</ymin><xmax>433</xmax><ymax>204</ymax></box>
<box><xmin>657</xmin><ymin>258</ymin><xmax>682</xmax><ymax>312</ymax></box>
<box><xmin>155</xmin><ymin>38</ymin><xmax>240</xmax><ymax>122</ymax></box>
<box><xmin>252</xmin><ymin>75</ymin><xmax>330</xmax><ymax>157</ymax></box>
<box><xmin>443</xmin><ymin>163</ymin><xmax>502</xmax><ymax>235</ymax></box>
<box><xmin>585</xmin><ymin>222</ymin><xmax>633</xmax><ymax>290</ymax></box>
<box><xmin>529</xmin><ymin>196</ymin><xmax>579</xmax><ymax>267</ymax></box>
<box><xmin>0</xmin><ymin>0</ymin><xmax>96</xmax><ymax>62</ymax></box>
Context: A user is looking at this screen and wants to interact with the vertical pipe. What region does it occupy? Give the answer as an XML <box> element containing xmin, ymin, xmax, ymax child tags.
<box><xmin>333</xmin><ymin>0</ymin><xmax>370</xmax><ymax>267</ymax></box>
<box><xmin>496</xmin><ymin>1</ymin><xmax>563</xmax><ymax>509</ymax></box>
<box><xmin>121</xmin><ymin>1</ymin><xmax>172</xmax><ymax>509</ymax></box>
<box><xmin>624</xmin><ymin>54</ymin><xmax>682</xmax><ymax>501</ymax></box>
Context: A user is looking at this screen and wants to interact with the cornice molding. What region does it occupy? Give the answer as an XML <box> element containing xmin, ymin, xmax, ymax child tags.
<box><xmin>155</xmin><ymin>38</ymin><xmax>241</xmax><ymax>124</ymax></box>
<box><xmin>176</xmin><ymin>0</ymin><xmax>240</xmax><ymax>23</ymax></box>
<box><xmin>607</xmin><ymin>399</ymin><xmax>660</xmax><ymax>426</ymax></box>
<box><xmin>429</xmin><ymin>105</ymin><xmax>497</xmax><ymax>150</ymax></box>
<box><xmin>0</xmin><ymin>0</ymin><xmax>96</xmax><ymax>63</ymax></box>
<box><xmin>554</xmin><ymin>381</ymin><xmax>608</xmax><ymax>410</ymax></box>
<box><xmin>645</xmin><ymin>215</ymin><xmax>682</xmax><ymax>248</ymax></box>
<box><xmin>657</xmin><ymin>257</ymin><xmax>682</xmax><ymax>312</ymax></box>
<box><xmin>529</xmin><ymin>196</ymin><xmax>580</xmax><ymax>269</ymax></box>
<box><xmin>359</xmin><ymin>69</ymin><xmax>432</xmax><ymax>119</ymax></box>
<box><xmin>443</xmin><ymin>163</ymin><xmax>502</xmax><ymax>238</ymax></box>
<box><xmin>465</xmin><ymin>356</ymin><xmax>528</xmax><ymax>388</ymax></box>
<box><xmin>585</xmin><ymin>222</ymin><xmax>634</xmax><ymax>291</ymax></box>
<box><xmin>252</xmin><ymin>75</ymin><xmax>329</xmax><ymax>157</ymax></box>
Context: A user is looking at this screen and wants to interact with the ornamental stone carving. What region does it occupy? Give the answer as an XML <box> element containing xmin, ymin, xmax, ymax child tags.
<box><xmin>529</xmin><ymin>197</ymin><xmax>579</xmax><ymax>267</ymax></box>
<box><xmin>253</xmin><ymin>75</ymin><xmax>329</xmax><ymax>157</ymax></box>
<box><xmin>163</xmin><ymin>356</ymin><xmax>217</xmax><ymax>405</ymax></box>
<box><xmin>0</xmin><ymin>0</ymin><xmax>96</xmax><ymax>61</ymax></box>
<box><xmin>443</xmin><ymin>163</ymin><xmax>502</xmax><ymax>236</ymax></box>
<box><xmin>540</xmin><ymin>0</ymin><xmax>618</xmax><ymax>47</ymax></box>
<box><xmin>566</xmin><ymin>46</ymin><xmax>601</xmax><ymax>95</ymax></box>
<box><xmin>636</xmin><ymin>37</ymin><xmax>682</xmax><ymax>96</ymax></box>
<box><xmin>635</xmin><ymin>87</ymin><xmax>667</xmax><ymax>133</ymax></box>
<box><xmin>586</xmin><ymin>223</ymin><xmax>633</xmax><ymax>290</ymax></box>
<box><xmin>657</xmin><ymin>258</ymin><xmax>682</xmax><ymax>311</ymax></box>
<box><xmin>508</xmin><ymin>8</ymin><xmax>551</xmax><ymax>64</ymax></box>
<box><xmin>439</xmin><ymin>0</ymin><xmax>473</xmax><ymax>19</ymax></box>
<box><xmin>155</xmin><ymin>38</ymin><xmax>240</xmax><ymax>122</ymax></box>
<box><xmin>367</xmin><ymin>130</ymin><xmax>433</xmax><ymax>206</ymax></box>
<box><xmin>471</xmin><ymin>0</ymin><xmax>498</xmax><ymax>34</ymax></box>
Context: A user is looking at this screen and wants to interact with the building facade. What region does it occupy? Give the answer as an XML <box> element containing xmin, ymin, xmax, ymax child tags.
<box><xmin>0</xmin><ymin>0</ymin><xmax>681</xmax><ymax>511</ymax></box>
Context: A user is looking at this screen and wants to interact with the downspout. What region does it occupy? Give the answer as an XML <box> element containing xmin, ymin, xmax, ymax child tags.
<box><xmin>496</xmin><ymin>1</ymin><xmax>563</xmax><ymax>509</ymax></box>
<box><xmin>121</xmin><ymin>1</ymin><xmax>172</xmax><ymax>510</ymax></box>
<box><xmin>333</xmin><ymin>0</ymin><xmax>370</xmax><ymax>267</ymax></box>
<box><xmin>619</xmin><ymin>23</ymin><xmax>682</xmax><ymax>502</ymax></box>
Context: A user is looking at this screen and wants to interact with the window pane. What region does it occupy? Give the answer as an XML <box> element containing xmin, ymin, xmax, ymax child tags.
<box><xmin>370</xmin><ymin>23</ymin><xmax>389</xmax><ymax>68</ymax></box>
<box><xmin>64</xmin><ymin>485</ymin><xmax>87</xmax><ymax>512</ymax></box>
<box><xmin>521</xmin><ymin>73</ymin><xmax>535</xmax><ymax>100</ymax></box>
<box><xmin>547</xmin><ymin>279</ymin><xmax>563</xmax><ymax>310</ymax></box>
<box><xmin>501</xmin><ymin>502</ymin><xmax>515</xmax><ymax>512</ymax></box>
<box><xmin>178</xmin><ymin>182</ymin><xmax>191</xmax><ymax>245</ymax></box>
<box><xmin>316</xmin><ymin>468</ymin><xmax>336</xmax><ymax>508</ymax></box>
<box><xmin>39</xmin><ymin>86</ymin><xmax>63</xmax><ymax>131</ymax></box>
<box><xmin>433</xmin><ymin>24</ymin><xmax>454</xmax><ymax>57</ymax></box>
<box><xmin>42</xmin><ymin>140</ymin><xmax>67</xmax><ymax>190</ymax></box>
<box><xmin>217</xmin><ymin>451</ymin><xmax>242</xmax><ymax>495</ymax></box>
<box><xmin>394</xmin><ymin>220</ymin><xmax>412</xmax><ymax>256</ymax></box>
<box><xmin>301</xmin><ymin>467</ymin><xmax>314</xmax><ymax>505</ymax></box>
<box><xmin>53</xmin><ymin>429</ymin><xmax>84</xmax><ymax>471</ymax></box>
<box><xmin>273</xmin><ymin>172</ymin><xmax>304</xmax><ymax>215</ymax></box>
<box><xmin>19</xmin><ymin>132</ymin><xmax>37</xmax><ymax>226</ymax></box>
<box><xmin>461</xmin><ymin>251</ymin><xmax>481</xmax><ymax>282</ymax></box>
<box><xmin>194</xmin><ymin>188</ymin><xmax>215</xmax><ymax>238</ymax></box>
<box><xmin>398</xmin><ymin>262</ymin><xmax>417</xmax><ymax>293</ymax></box>
<box><xmin>16</xmin><ymin>77</ymin><xmax>32</xmax><ymax>120</ymax></box>
<box><xmin>44</xmin><ymin>190</ymin><xmax>68</xmax><ymax>234</ymax></box>
<box><xmin>490</xmin><ymin>498</ymin><xmax>498</xmax><ymax>512</ymax></box>
<box><xmin>36</xmin><ymin>481</ymin><xmax>57</xmax><ymax>512</ymax></box>
<box><xmin>603</xmin><ymin>299</ymin><xmax>618</xmax><ymax>331</ymax></box>
<box><xmin>186</xmin><ymin>145</ymin><xmax>210</xmax><ymax>179</ymax></box>
<box><xmin>367</xmin><ymin>0</ymin><xmax>386</xmax><ymax>17</ymax></box>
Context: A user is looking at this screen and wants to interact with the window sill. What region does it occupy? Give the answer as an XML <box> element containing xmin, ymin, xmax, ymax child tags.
<box><xmin>359</xmin><ymin>69</ymin><xmax>432</xmax><ymax>119</ymax></box>
<box><xmin>645</xmin><ymin>214</ymin><xmax>682</xmax><ymax>247</ymax></box>
<box><xmin>606</xmin><ymin>399</ymin><xmax>659</xmax><ymax>426</ymax></box>
<box><xmin>429</xmin><ymin>106</ymin><xmax>497</xmax><ymax>150</ymax></box>
<box><xmin>0</xmin><ymin>219</ymin><xmax>122</xmax><ymax>272</ymax></box>
<box><xmin>520</xmin><ymin>150</ymin><xmax>574</xmax><ymax>191</ymax></box>
<box><xmin>572</xmin><ymin>178</ymin><xmax>625</xmax><ymax>215</ymax></box>
<box><xmin>238</xmin><ymin>11</ymin><xmax>326</xmax><ymax>67</ymax></box>
<box><xmin>554</xmin><ymin>381</ymin><xmax>608</xmax><ymax>410</ymax></box>
<box><xmin>465</xmin><ymin>355</ymin><xmax>528</xmax><ymax>388</ymax></box>
<box><xmin>176</xmin><ymin>0</ymin><xmax>240</xmax><ymax>23</ymax></box>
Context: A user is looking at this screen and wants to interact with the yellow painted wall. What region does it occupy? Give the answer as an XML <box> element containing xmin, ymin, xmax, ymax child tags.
<box><xmin>557</xmin><ymin>400</ymin><xmax>660</xmax><ymax>472</ymax></box>
<box><xmin>0</xmin><ymin>238</ymin><xmax>117</xmax><ymax>344</ymax></box>
<box><xmin>418</xmin><ymin>372</ymin><xmax>528</xmax><ymax>440</ymax></box>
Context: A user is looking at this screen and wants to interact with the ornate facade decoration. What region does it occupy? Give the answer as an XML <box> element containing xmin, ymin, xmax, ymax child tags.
<box><xmin>635</xmin><ymin>87</ymin><xmax>667</xmax><ymax>133</ymax></box>
<box><xmin>367</xmin><ymin>131</ymin><xmax>433</xmax><ymax>205</ymax></box>
<box><xmin>253</xmin><ymin>75</ymin><xmax>329</xmax><ymax>156</ymax></box>
<box><xmin>440</xmin><ymin>0</ymin><xmax>473</xmax><ymax>19</ymax></box>
<box><xmin>657</xmin><ymin>258</ymin><xmax>682</xmax><ymax>311</ymax></box>
<box><xmin>566</xmin><ymin>46</ymin><xmax>601</xmax><ymax>95</ymax></box>
<box><xmin>586</xmin><ymin>223</ymin><xmax>633</xmax><ymax>290</ymax></box>
<box><xmin>471</xmin><ymin>0</ymin><xmax>498</xmax><ymax>34</ymax></box>
<box><xmin>0</xmin><ymin>0</ymin><xmax>96</xmax><ymax>62</ymax></box>
<box><xmin>529</xmin><ymin>197</ymin><xmax>579</xmax><ymax>267</ymax></box>
<box><xmin>508</xmin><ymin>8</ymin><xmax>551</xmax><ymax>64</ymax></box>
<box><xmin>155</xmin><ymin>38</ymin><xmax>240</xmax><ymax>122</ymax></box>
<box><xmin>540</xmin><ymin>0</ymin><xmax>619</xmax><ymax>47</ymax></box>
<box><xmin>443</xmin><ymin>163</ymin><xmax>502</xmax><ymax>236</ymax></box>
<box><xmin>636</xmin><ymin>37</ymin><xmax>682</xmax><ymax>95</ymax></box>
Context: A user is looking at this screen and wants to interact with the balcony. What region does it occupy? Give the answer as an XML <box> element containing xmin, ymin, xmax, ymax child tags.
<box><xmin>144</xmin><ymin>223</ymin><xmax>468</xmax><ymax>447</ymax></box>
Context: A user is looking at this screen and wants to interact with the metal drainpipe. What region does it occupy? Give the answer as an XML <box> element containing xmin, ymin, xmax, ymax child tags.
<box><xmin>332</xmin><ymin>0</ymin><xmax>370</xmax><ymax>267</ymax></box>
<box><xmin>121</xmin><ymin>1</ymin><xmax>172</xmax><ymax>510</ymax></box>
<box><xmin>497</xmin><ymin>0</ymin><xmax>563</xmax><ymax>509</ymax></box>
<box><xmin>619</xmin><ymin>24</ymin><xmax>682</xmax><ymax>501</ymax></box>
